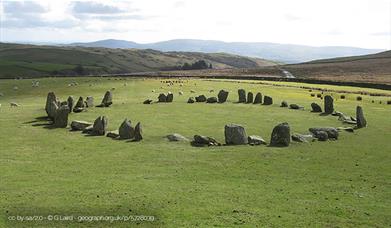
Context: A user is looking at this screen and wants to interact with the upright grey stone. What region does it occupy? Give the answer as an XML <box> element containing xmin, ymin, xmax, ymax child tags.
<box><xmin>311</xmin><ymin>102</ymin><xmax>322</xmax><ymax>112</ymax></box>
<box><xmin>158</xmin><ymin>93</ymin><xmax>167</xmax><ymax>102</ymax></box>
<box><xmin>134</xmin><ymin>122</ymin><xmax>143</xmax><ymax>141</ymax></box>
<box><xmin>263</xmin><ymin>96</ymin><xmax>273</xmax><ymax>105</ymax></box>
<box><xmin>247</xmin><ymin>92</ymin><xmax>254</xmax><ymax>104</ymax></box>
<box><xmin>99</xmin><ymin>91</ymin><xmax>113</xmax><ymax>107</ymax></box>
<box><xmin>218</xmin><ymin>90</ymin><xmax>229</xmax><ymax>103</ymax></box>
<box><xmin>356</xmin><ymin>106</ymin><xmax>367</xmax><ymax>128</ymax></box>
<box><xmin>166</xmin><ymin>93</ymin><xmax>174</xmax><ymax>102</ymax></box>
<box><xmin>270</xmin><ymin>122</ymin><xmax>290</xmax><ymax>147</ymax></box>
<box><xmin>47</xmin><ymin>101</ymin><xmax>59</xmax><ymax>119</ymax></box>
<box><xmin>92</xmin><ymin>116</ymin><xmax>108</xmax><ymax>136</ymax></box>
<box><xmin>45</xmin><ymin>92</ymin><xmax>57</xmax><ymax>117</ymax></box>
<box><xmin>224</xmin><ymin>124</ymin><xmax>248</xmax><ymax>145</ymax></box>
<box><xmin>67</xmin><ymin>96</ymin><xmax>74</xmax><ymax>113</ymax></box>
<box><xmin>253</xmin><ymin>92</ymin><xmax>262</xmax><ymax>104</ymax></box>
<box><xmin>324</xmin><ymin>95</ymin><xmax>334</xmax><ymax>114</ymax></box>
<box><xmin>119</xmin><ymin>119</ymin><xmax>135</xmax><ymax>139</ymax></box>
<box><xmin>86</xmin><ymin>96</ymin><xmax>94</xmax><ymax>107</ymax></box>
<box><xmin>54</xmin><ymin>105</ymin><xmax>69</xmax><ymax>128</ymax></box>
<box><xmin>238</xmin><ymin>89</ymin><xmax>246</xmax><ymax>103</ymax></box>
<box><xmin>73</xmin><ymin>96</ymin><xmax>85</xmax><ymax>113</ymax></box>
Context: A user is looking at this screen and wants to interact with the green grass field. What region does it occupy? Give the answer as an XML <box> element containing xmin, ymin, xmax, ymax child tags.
<box><xmin>0</xmin><ymin>77</ymin><xmax>390</xmax><ymax>227</ymax></box>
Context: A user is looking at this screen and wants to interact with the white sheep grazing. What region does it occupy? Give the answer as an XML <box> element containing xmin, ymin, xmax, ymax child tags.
<box><xmin>10</xmin><ymin>102</ymin><xmax>19</xmax><ymax>107</ymax></box>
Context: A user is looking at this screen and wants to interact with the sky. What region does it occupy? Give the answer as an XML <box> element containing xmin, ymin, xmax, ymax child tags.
<box><xmin>0</xmin><ymin>0</ymin><xmax>390</xmax><ymax>49</ymax></box>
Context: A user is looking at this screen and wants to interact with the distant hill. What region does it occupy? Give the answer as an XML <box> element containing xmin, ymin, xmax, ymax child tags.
<box><xmin>69</xmin><ymin>39</ymin><xmax>383</xmax><ymax>63</ymax></box>
<box><xmin>0</xmin><ymin>43</ymin><xmax>277</xmax><ymax>78</ymax></box>
<box><xmin>281</xmin><ymin>50</ymin><xmax>391</xmax><ymax>84</ymax></box>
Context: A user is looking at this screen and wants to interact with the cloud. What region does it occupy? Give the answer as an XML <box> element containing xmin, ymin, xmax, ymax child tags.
<box><xmin>173</xmin><ymin>1</ymin><xmax>186</xmax><ymax>8</ymax></box>
<box><xmin>2</xmin><ymin>1</ymin><xmax>78</xmax><ymax>28</ymax></box>
<box><xmin>71</xmin><ymin>1</ymin><xmax>126</xmax><ymax>14</ymax></box>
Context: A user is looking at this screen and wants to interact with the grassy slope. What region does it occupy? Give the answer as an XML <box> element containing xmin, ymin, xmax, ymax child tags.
<box><xmin>0</xmin><ymin>78</ymin><xmax>390</xmax><ymax>227</ymax></box>
<box><xmin>0</xmin><ymin>43</ymin><xmax>277</xmax><ymax>79</ymax></box>
<box><xmin>282</xmin><ymin>51</ymin><xmax>391</xmax><ymax>84</ymax></box>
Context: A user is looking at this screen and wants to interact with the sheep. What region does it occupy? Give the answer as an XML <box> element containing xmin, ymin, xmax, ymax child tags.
<box><xmin>10</xmin><ymin>102</ymin><xmax>19</xmax><ymax>107</ymax></box>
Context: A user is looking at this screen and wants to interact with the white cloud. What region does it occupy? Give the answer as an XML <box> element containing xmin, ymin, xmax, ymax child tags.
<box><xmin>0</xmin><ymin>0</ymin><xmax>390</xmax><ymax>49</ymax></box>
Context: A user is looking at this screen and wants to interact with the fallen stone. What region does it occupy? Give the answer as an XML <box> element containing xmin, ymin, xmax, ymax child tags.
<box><xmin>187</xmin><ymin>97</ymin><xmax>195</xmax><ymax>103</ymax></box>
<box><xmin>311</xmin><ymin>103</ymin><xmax>322</xmax><ymax>112</ymax></box>
<box><xmin>316</xmin><ymin>131</ymin><xmax>329</xmax><ymax>141</ymax></box>
<box><xmin>291</xmin><ymin>133</ymin><xmax>314</xmax><ymax>143</ymax></box>
<box><xmin>280</xmin><ymin>101</ymin><xmax>288</xmax><ymax>107</ymax></box>
<box><xmin>166</xmin><ymin>133</ymin><xmax>189</xmax><ymax>142</ymax></box>
<box><xmin>71</xmin><ymin>120</ymin><xmax>92</xmax><ymax>131</ymax></box>
<box><xmin>143</xmin><ymin>99</ymin><xmax>153</xmax><ymax>104</ymax></box>
<box><xmin>192</xmin><ymin>135</ymin><xmax>221</xmax><ymax>147</ymax></box>
<box><xmin>309</xmin><ymin>127</ymin><xmax>339</xmax><ymax>140</ymax></box>
<box><xmin>289</xmin><ymin>104</ymin><xmax>303</xmax><ymax>110</ymax></box>
<box><xmin>206</xmin><ymin>97</ymin><xmax>218</xmax><ymax>103</ymax></box>
<box><xmin>248</xmin><ymin>135</ymin><xmax>267</xmax><ymax>145</ymax></box>
<box><xmin>106</xmin><ymin>130</ymin><xmax>120</xmax><ymax>139</ymax></box>
<box><xmin>337</xmin><ymin>127</ymin><xmax>354</xmax><ymax>132</ymax></box>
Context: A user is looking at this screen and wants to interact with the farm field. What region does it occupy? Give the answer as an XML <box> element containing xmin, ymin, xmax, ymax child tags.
<box><xmin>0</xmin><ymin>77</ymin><xmax>390</xmax><ymax>227</ymax></box>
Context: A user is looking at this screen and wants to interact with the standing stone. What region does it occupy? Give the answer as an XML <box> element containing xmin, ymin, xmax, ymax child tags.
<box><xmin>92</xmin><ymin>116</ymin><xmax>108</xmax><ymax>136</ymax></box>
<box><xmin>54</xmin><ymin>105</ymin><xmax>69</xmax><ymax>128</ymax></box>
<box><xmin>86</xmin><ymin>96</ymin><xmax>94</xmax><ymax>107</ymax></box>
<box><xmin>270</xmin><ymin>122</ymin><xmax>290</xmax><ymax>147</ymax></box>
<box><xmin>238</xmin><ymin>89</ymin><xmax>246</xmax><ymax>103</ymax></box>
<box><xmin>134</xmin><ymin>122</ymin><xmax>143</xmax><ymax>141</ymax></box>
<box><xmin>247</xmin><ymin>92</ymin><xmax>254</xmax><ymax>104</ymax></box>
<box><xmin>280</xmin><ymin>101</ymin><xmax>288</xmax><ymax>107</ymax></box>
<box><xmin>253</xmin><ymin>92</ymin><xmax>262</xmax><ymax>104</ymax></box>
<box><xmin>217</xmin><ymin>90</ymin><xmax>229</xmax><ymax>103</ymax></box>
<box><xmin>224</xmin><ymin>124</ymin><xmax>248</xmax><ymax>145</ymax></box>
<box><xmin>45</xmin><ymin>92</ymin><xmax>57</xmax><ymax>117</ymax></box>
<box><xmin>311</xmin><ymin>102</ymin><xmax>322</xmax><ymax>112</ymax></box>
<box><xmin>324</xmin><ymin>95</ymin><xmax>334</xmax><ymax>114</ymax></box>
<box><xmin>73</xmin><ymin>96</ymin><xmax>85</xmax><ymax>113</ymax></box>
<box><xmin>47</xmin><ymin>101</ymin><xmax>59</xmax><ymax>119</ymax></box>
<box><xmin>356</xmin><ymin>106</ymin><xmax>367</xmax><ymax>128</ymax></box>
<box><xmin>187</xmin><ymin>97</ymin><xmax>195</xmax><ymax>103</ymax></box>
<box><xmin>166</xmin><ymin>93</ymin><xmax>174</xmax><ymax>102</ymax></box>
<box><xmin>263</xmin><ymin>96</ymin><xmax>273</xmax><ymax>105</ymax></box>
<box><xmin>119</xmin><ymin>119</ymin><xmax>135</xmax><ymax>139</ymax></box>
<box><xmin>206</xmin><ymin>97</ymin><xmax>218</xmax><ymax>103</ymax></box>
<box><xmin>67</xmin><ymin>96</ymin><xmax>74</xmax><ymax>113</ymax></box>
<box><xmin>98</xmin><ymin>91</ymin><xmax>113</xmax><ymax>107</ymax></box>
<box><xmin>195</xmin><ymin>95</ymin><xmax>207</xmax><ymax>102</ymax></box>
<box><xmin>158</xmin><ymin>93</ymin><xmax>167</xmax><ymax>102</ymax></box>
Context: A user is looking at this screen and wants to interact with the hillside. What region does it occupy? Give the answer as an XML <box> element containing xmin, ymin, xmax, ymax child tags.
<box><xmin>69</xmin><ymin>39</ymin><xmax>383</xmax><ymax>63</ymax></box>
<box><xmin>282</xmin><ymin>50</ymin><xmax>391</xmax><ymax>84</ymax></box>
<box><xmin>0</xmin><ymin>43</ymin><xmax>277</xmax><ymax>78</ymax></box>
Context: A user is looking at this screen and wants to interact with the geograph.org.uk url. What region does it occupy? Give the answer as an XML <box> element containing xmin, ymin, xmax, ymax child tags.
<box><xmin>7</xmin><ymin>214</ymin><xmax>155</xmax><ymax>223</ymax></box>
